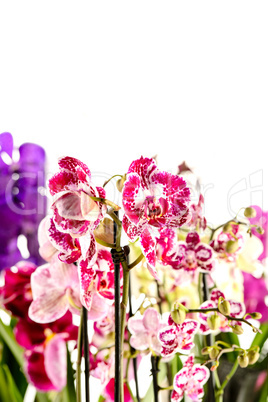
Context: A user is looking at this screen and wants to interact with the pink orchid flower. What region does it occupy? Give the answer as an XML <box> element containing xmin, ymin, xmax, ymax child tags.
<box><xmin>198</xmin><ymin>289</ymin><xmax>246</xmax><ymax>334</ymax></box>
<box><xmin>128</xmin><ymin>307</ymin><xmax>166</xmax><ymax>355</ymax></box>
<box><xmin>171</xmin><ymin>354</ymin><xmax>210</xmax><ymax>402</ymax></box>
<box><xmin>24</xmin><ymin>333</ymin><xmax>67</xmax><ymax>392</ymax></box>
<box><xmin>28</xmin><ymin>257</ymin><xmax>82</xmax><ymax>323</ymax></box>
<box><xmin>48</xmin><ymin>156</ymin><xmax>107</xmax><ymax>237</ymax></box>
<box><xmin>188</xmin><ymin>194</ymin><xmax>207</xmax><ymax>231</ymax></box>
<box><xmin>122</xmin><ymin>156</ymin><xmax>191</xmax><ymax>279</ymax></box>
<box><xmin>158</xmin><ymin>315</ymin><xmax>200</xmax><ymax>358</ymax></box>
<box><xmin>175</xmin><ymin>232</ymin><xmax>215</xmax><ymax>273</ymax></box>
<box><xmin>210</xmin><ymin>224</ymin><xmax>244</xmax><ymax>261</ymax></box>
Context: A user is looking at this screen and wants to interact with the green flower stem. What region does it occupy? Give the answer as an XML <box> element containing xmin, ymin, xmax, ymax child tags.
<box><xmin>186</xmin><ymin>307</ymin><xmax>261</xmax><ymax>333</ymax></box>
<box><xmin>103</xmin><ymin>174</ymin><xmax>123</xmax><ymax>187</ymax></box>
<box><xmin>89</xmin><ymin>196</ymin><xmax>120</xmax><ymax>211</ymax></box>
<box><xmin>215</xmin><ymin>360</ymin><xmax>239</xmax><ymax>402</ymax></box>
<box><xmin>95</xmin><ymin>237</ymin><xmax>116</xmax><ymax>249</ymax></box>
<box><xmin>128</xmin><ymin>253</ymin><xmax>144</xmax><ymax>270</ymax></box>
<box><xmin>76</xmin><ymin>310</ymin><xmax>84</xmax><ymax>402</ymax></box>
<box><xmin>120</xmin><ymin>260</ymin><xmax>130</xmax><ymax>400</ymax></box>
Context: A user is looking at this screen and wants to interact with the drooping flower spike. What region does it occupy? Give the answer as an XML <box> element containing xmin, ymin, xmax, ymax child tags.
<box><xmin>122</xmin><ymin>156</ymin><xmax>191</xmax><ymax>278</ymax></box>
<box><xmin>171</xmin><ymin>354</ymin><xmax>210</xmax><ymax>402</ymax></box>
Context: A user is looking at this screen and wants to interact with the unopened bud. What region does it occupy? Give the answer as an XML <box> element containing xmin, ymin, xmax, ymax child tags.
<box><xmin>209</xmin><ymin>347</ymin><xmax>220</xmax><ymax>360</ymax></box>
<box><xmin>218</xmin><ymin>298</ymin><xmax>231</xmax><ymax>316</ymax></box>
<box><xmin>210</xmin><ymin>360</ymin><xmax>219</xmax><ymax>371</ymax></box>
<box><xmin>256</xmin><ymin>226</ymin><xmax>265</xmax><ymax>235</ymax></box>
<box><xmin>237</xmin><ymin>354</ymin><xmax>249</xmax><ymax>368</ymax></box>
<box><xmin>223</xmin><ymin>222</ymin><xmax>233</xmax><ymax>233</ymax></box>
<box><xmin>247</xmin><ymin>350</ymin><xmax>260</xmax><ymax>365</ymax></box>
<box><xmin>207</xmin><ymin>313</ymin><xmax>221</xmax><ymax>330</ymax></box>
<box><xmin>171</xmin><ymin>307</ymin><xmax>186</xmax><ymax>325</ymax></box>
<box><xmin>201</xmin><ymin>347</ymin><xmax>211</xmax><ymax>355</ymax></box>
<box><xmin>225</xmin><ymin>240</ymin><xmax>239</xmax><ymax>254</ymax></box>
<box><xmin>116</xmin><ymin>174</ymin><xmax>127</xmax><ymax>192</ymax></box>
<box><xmin>244</xmin><ymin>207</ymin><xmax>257</xmax><ymax>218</ymax></box>
<box><xmin>231</xmin><ymin>324</ymin><xmax>244</xmax><ymax>335</ymax></box>
<box><xmin>250</xmin><ymin>312</ymin><xmax>262</xmax><ymax>320</ymax></box>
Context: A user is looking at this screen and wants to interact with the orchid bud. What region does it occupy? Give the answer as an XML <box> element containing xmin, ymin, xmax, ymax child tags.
<box><xmin>256</xmin><ymin>226</ymin><xmax>264</xmax><ymax>235</ymax></box>
<box><xmin>201</xmin><ymin>347</ymin><xmax>211</xmax><ymax>355</ymax></box>
<box><xmin>209</xmin><ymin>347</ymin><xmax>220</xmax><ymax>360</ymax></box>
<box><xmin>207</xmin><ymin>313</ymin><xmax>221</xmax><ymax>330</ymax></box>
<box><xmin>225</xmin><ymin>240</ymin><xmax>239</xmax><ymax>253</ymax></box>
<box><xmin>237</xmin><ymin>354</ymin><xmax>249</xmax><ymax>368</ymax></box>
<box><xmin>249</xmin><ymin>312</ymin><xmax>262</xmax><ymax>320</ymax></box>
<box><xmin>247</xmin><ymin>349</ymin><xmax>260</xmax><ymax>365</ymax></box>
<box><xmin>218</xmin><ymin>298</ymin><xmax>231</xmax><ymax>316</ymax></box>
<box><xmin>171</xmin><ymin>304</ymin><xmax>187</xmax><ymax>324</ymax></box>
<box><xmin>244</xmin><ymin>207</ymin><xmax>257</xmax><ymax>218</ymax></box>
<box><xmin>116</xmin><ymin>174</ymin><xmax>127</xmax><ymax>192</ymax></box>
<box><xmin>210</xmin><ymin>360</ymin><xmax>219</xmax><ymax>371</ymax></box>
<box><xmin>231</xmin><ymin>324</ymin><xmax>244</xmax><ymax>335</ymax></box>
<box><xmin>223</xmin><ymin>222</ymin><xmax>233</xmax><ymax>233</ymax></box>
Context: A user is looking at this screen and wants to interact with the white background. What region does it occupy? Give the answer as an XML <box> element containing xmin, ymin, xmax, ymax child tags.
<box><xmin>1</xmin><ymin>1</ymin><xmax>268</xmax><ymax>225</ymax></box>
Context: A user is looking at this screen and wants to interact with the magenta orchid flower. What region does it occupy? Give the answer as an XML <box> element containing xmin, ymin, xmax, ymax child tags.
<box><xmin>28</xmin><ymin>257</ymin><xmax>81</xmax><ymax>323</ymax></box>
<box><xmin>48</xmin><ymin>156</ymin><xmax>107</xmax><ymax>237</ymax></box>
<box><xmin>171</xmin><ymin>354</ymin><xmax>210</xmax><ymax>402</ymax></box>
<box><xmin>158</xmin><ymin>315</ymin><xmax>200</xmax><ymax>358</ymax></box>
<box><xmin>128</xmin><ymin>307</ymin><xmax>166</xmax><ymax>355</ymax></box>
<box><xmin>198</xmin><ymin>289</ymin><xmax>246</xmax><ymax>334</ymax></box>
<box><xmin>210</xmin><ymin>224</ymin><xmax>244</xmax><ymax>261</ymax></box>
<box><xmin>175</xmin><ymin>232</ymin><xmax>215</xmax><ymax>273</ymax></box>
<box><xmin>188</xmin><ymin>194</ymin><xmax>207</xmax><ymax>230</ymax></box>
<box><xmin>122</xmin><ymin>156</ymin><xmax>191</xmax><ymax>279</ymax></box>
<box><xmin>24</xmin><ymin>333</ymin><xmax>67</xmax><ymax>392</ymax></box>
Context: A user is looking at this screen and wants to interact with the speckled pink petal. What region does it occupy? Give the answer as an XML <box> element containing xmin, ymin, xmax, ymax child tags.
<box><xmin>195</xmin><ymin>243</ymin><xmax>213</xmax><ymax>263</ymax></box>
<box><xmin>173</xmin><ymin>367</ymin><xmax>188</xmax><ymax>392</ymax></box>
<box><xmin>180</xmin><ymin>319</ymin><xmax>200</xmax><ymax>335</ymax></box>
<box><xmin>28</xmin><ymin>289</ymin><xmax>69</xmax><ymax>323</ymax></box>
<box><xmin>171</xmin><ymin>389</ymin><xmax>184</xmax><ymax>402</ymax></box>
<box><xmin>158</xmin><ymin>325</ymin><xmax>177</xmax><ymax>347</ymax></box>
<box><xmin>122</xmin><ymin>173</ymin><xmax>144</xmax><ymax>224</ymax></box>
<box><xmin>122</xmin><ymin>215</ymin><xmax>141</xmax><ymax>242</ymax></box>
<box><xmin>143</xmin><ymin>308</ymin><xmax>160</xmax><ymax>332</ymax></box>
<box><xmin>127</xmin><ymin>157</ymin><xmax>157</xmax><ymax>188</ymax></box>
<box><xmin>44</xmin><ymin>335</ymin><xmax>67</xmax><ymax>390</ymax></box>
<box><xmin>229</xmin><ymin>300</ymin><xmax>246</xmax><ymax>318</ymax></box>
<box><xmin>192</xmin><ymin>365</ymin><xmax>210</xmax><ymax>384</ymax></box>
<box><xmin>140</xmin><ymin>228</ymin><xmax>159</xmax><ymax>279</ymax></box>
<box><xmin>48</xmin><ymin>218</ymin><xmax>81</xmax><ymax>263</ymax></box>
<box><xmin>210</xmin><ymin>289</ymin><xmax>225</xmax><ymax>303</ymax></box>
<box><xmin>48</xmin><ymin>171</ymin><xmax>80</xmax><ymax>196</ymax></box>
<box><xmin>78</xmin><ymin>252</ymin><xmax>96</xmax><ymax>310</ymax></box>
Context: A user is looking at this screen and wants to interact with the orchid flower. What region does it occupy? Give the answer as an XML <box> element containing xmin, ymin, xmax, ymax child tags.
<box><xmin>122</xmin><ymin>156</ymin><xmax>191</xmax><ymax>279</ymax></box>
<box><xmin>28</xmin><ymin>257</ymin><xmax>81</xmax><ymax>323</ymax></box>
<box><xmin>128</xmin><ymin>307</ymin><xmax>166</xmax><ymax>355</ymax></box>
<box><xmin>171</xmin><ymin>354</ymin><xmax>210</xmax><ymax>401</ymax></box>
<box><xmin>48</xmin><ymin>156</ymin><xmax>107</xmax><ymax>237</ymax></box>
<box><xmin>198</xmin><ymin>288</ymin><xmax>246</xmax><ymax>334</ymax></box>
<box><xmin>158</xmin><ymin>315</ymin><xmax>200</xmax><ymax>358</ymax></box>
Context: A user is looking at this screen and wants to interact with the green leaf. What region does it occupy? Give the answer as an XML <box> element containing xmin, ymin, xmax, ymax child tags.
<box><xmin>98</xmin><ymin>396</ymin><xmax>106</xmax><ymax>402</ymax></box>
<box><xmin>62</xmin><ymin>346</ymin><xmax>76</xmax><ymax>402</ymax></box>
<box><xmin>170</xmin><ymin>354</ymin><xmax>183</xmax><ymax>381</ymax></box>
<box><xmin>36</xmin><ymin>392</ymin><xmax>51</xmax><ymax>402</ymax></box>
<box><xmin>0</xmin><ymin>364</ymin><xmax>23</xmax><ymax>402</ymax></box>
<box><xmin>251</xmin><ymin>323</ymin><xmax>268</xmax><ymax>351</ymax></box>
<box><xmin>258</xmin><ymin>376</ymin><xmax>268</xmax><ymax>402</ymax></box>
<box><xmin>0</xmin><ymin>319</ymin><xmax>24</xmax><ymax>367</ymax></box>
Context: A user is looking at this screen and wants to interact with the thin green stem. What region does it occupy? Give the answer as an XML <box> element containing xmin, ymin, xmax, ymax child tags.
<box><xmin>128</xmin><ymin>253</ymin><xmax>144</xmax><ymax>270</ymax></box>
<box><xmin>95</xmin><ymin>237</ymin><xmax>116</xmax><ymax>249</ymax></box>
<box><xmin>103</xmin><ymin>174</ymin><xmax>123</xmax><ymax>188</ymax></box>
<box><xmin>215</xmin><ymin>360</ymin><xmax>239</xmax><ymax>400</ymax></box>
<box><xmin>89</xmin><ymin>196</ymin><xmax>120</xmax><ymax>211</ymax></box>
<box><xmin>120</xmin><ymin>262</ymin><xmax>130</xmax><ymax>400</ymax></box>
<box><xmin>76</xmin><ymin>311</ymin><xmax>84</xmax><ymax>402</ymax></box>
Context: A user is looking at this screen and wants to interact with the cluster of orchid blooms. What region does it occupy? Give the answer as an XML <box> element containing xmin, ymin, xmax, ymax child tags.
<box><xmin>1</xmin><ymin>134</ymin><xmax>268</xmax><ymax>402</ymax></box>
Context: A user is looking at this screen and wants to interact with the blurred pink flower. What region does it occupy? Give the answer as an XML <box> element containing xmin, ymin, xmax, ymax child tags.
<box><xmin>171</xmin><ymin>354</ymin><xmax>209</xmax><ymax>401</ymax></box>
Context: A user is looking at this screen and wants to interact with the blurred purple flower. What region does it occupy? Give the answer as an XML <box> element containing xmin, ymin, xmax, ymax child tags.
<box><xmin>242</xmin><ymin>272</ymin><xmax>268</xmax><ymax>323</ymax></box>
<box><xmin>249</xmin><ymin>205</ymin><xmax>268</xmax><ymax>261</ymax></box>
<box><xmin>0</xmin><ymin>132</ymin><xmax>47</xmax><ymax>270</ymax></box>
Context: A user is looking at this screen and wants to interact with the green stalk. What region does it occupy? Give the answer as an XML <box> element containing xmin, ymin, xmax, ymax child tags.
<box><xmin>215</xmin><ymin>360</ymin><xmax>239</xmax><ymax>401</ymax></box>
<box><xmin>120</xmin><ymin>260</ymin><xmax>130</xmax><ymax>401</ymax></box>
<box><xmin>76</xmin><ymin>310</ymin><xmax>84</xmax><ymax>402</ymax></box>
